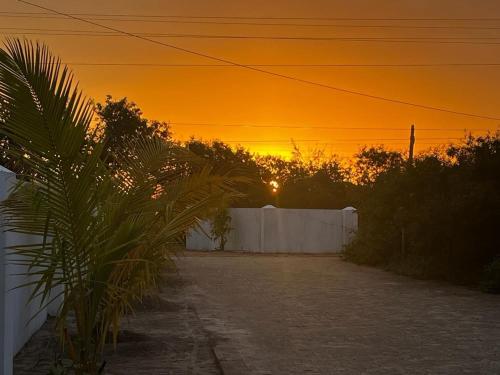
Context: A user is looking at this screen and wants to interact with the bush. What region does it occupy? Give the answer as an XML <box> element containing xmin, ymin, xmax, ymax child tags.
<box><xmin>211</xmin><ymin>208</ymin><xmax>232</xmax><ymax>251</ymax></box>
<box><xmin>481</xmin><ymin>258</ymin><xmax>500</xmax><ymax>294</ymax></box>
<box><xmin>345</xmin><ymin>135</ymin><xmax>500</xmax><ymax>289</ymax></box>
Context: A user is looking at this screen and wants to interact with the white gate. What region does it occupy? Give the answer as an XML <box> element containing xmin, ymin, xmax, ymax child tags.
<box><xmin>187</xmin><ymin>206</ymin><xmax>357</xmax><ymax>253</ymax></box>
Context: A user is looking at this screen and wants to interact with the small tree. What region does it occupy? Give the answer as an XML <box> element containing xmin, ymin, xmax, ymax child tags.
<box><xmin>211</xmin><ymin>208</ymin><xmax>232</xmax><ymax>251</ymax></box>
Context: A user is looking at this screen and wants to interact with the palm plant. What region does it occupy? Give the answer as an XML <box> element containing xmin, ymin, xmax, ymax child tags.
<box><xmin>0</xmin><ymin>39</ymin><xmax>237</xmax><ymax>374</ymax></box>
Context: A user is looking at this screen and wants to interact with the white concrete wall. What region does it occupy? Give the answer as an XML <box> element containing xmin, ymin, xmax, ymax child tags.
<box><xmin>261</xmin><ymin>207</ymin><xmax>344</xmax><ymax>253</ymax></box>
<box><xmin>186</xmin><ymin>220</ymin><xmax>215</xmax><ymax>251</ymax></box>
<box><xmin>187</xmin><ymin>206</ymin><xmax>358</xmax><ymax>253</ymax></box>
<box><xmin>0</xmin><ymin>167</ymin><xmax>57</xmax><ymax>375</ymax></box>
<box><xmin>226</xmin><ymin>208</ymin><xmax>261</xmax><ymax>251</ymax></box>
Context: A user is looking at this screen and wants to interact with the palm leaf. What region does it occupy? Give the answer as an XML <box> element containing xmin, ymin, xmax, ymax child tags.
<box><xmin>0</xmin><ymin>39</ymin><xmax>243</xmax><ymax>373</ymax></box>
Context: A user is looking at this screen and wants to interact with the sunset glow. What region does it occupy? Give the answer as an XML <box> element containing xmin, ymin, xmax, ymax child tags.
<box><xmin>2</xmin><ymin>2</ymin><xmax>500</xmax><ymax>372</ymax></box>
<box><xmin>269</xmin><ymin>180</ymin><xmax>279</xmax><ymax>193</ymax></box>
<box><xmin>3</xmin><ymin>0</ymin><xmax>500</xmax><ymax>158</ymax></box>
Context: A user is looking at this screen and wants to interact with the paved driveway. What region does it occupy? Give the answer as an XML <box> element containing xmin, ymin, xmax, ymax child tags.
<box><xmin>179</xmin><ymin>253</ymin><xmax>500</xmax><ymax>375</ymax></box>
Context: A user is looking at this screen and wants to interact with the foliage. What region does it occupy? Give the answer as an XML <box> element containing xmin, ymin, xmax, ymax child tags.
<box><xmin>0</xmin><ymin>99</ymin><xmax>32</xmax><ymax>174</ymax></box>
<box><xmin>186</xmin><ymin>135</ymin><xmax>500</xmax><ymax>291</ymax></box>
<box><xmin>344</xmin><ymin>135</ymin><xmax>500</xmax><ymax>290</ymax></box>
<box><xmin>48</xmin><ymin>358</ymin><xmax>73</xmax><ymax>375</ymax></box>
<box><xmin>253</xmin><ymin>147</ymin><xmax>353</xmax><ymax>209</ymax></box>
<box><xmin>95</xmin><ymin>95</ymin><xmax>170</xmax><ymax>169</ymax></box>
<box><xmin>256</xmin><ymin>154</ymin><xmax>310</xmax><ymax>186</ymax></box>
<box><xmin>185</xmin><ymin>139</ymin><xmax>357</xmax><ymax>209</ymax></box>
<box><xmin>481</xmin><ymin>258</ymin><xmax>500</xmax><ymax>293</ymax></box>
<box><xmin>353</xmin><ymin>145</ymin><xmax>405</xmax><ymax>185</ymax></box>
<box><xmin>186</xmin><ymin>139</ymin><xmax>272</xmax><ymax>207</ymax></box>
<box><xmin>210</xmin><ymin>207</ymin><xmax>232</xmax><ymax>251</ymax></box>
<box><xmin>276</xmin><ymin>159</ymin><xmax>353</xmax><ymax>209</ymax></box>
<box><xmin>0</xmin><ymin>39</ymin><xmax>236</xmax><ymax>373</ymax></box>
<box><xmin>0</xmin><ymin>135</ymin><xmax>32</xmax><ymax>174</ymax></box>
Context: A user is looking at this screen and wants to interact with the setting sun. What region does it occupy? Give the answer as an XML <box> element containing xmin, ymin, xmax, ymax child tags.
<box><xmin>269</xmin><ymin>180</ymin><xmax>279</xmax><ymax>193</ymax></box>
<box><xmin>1</xmin><ymin>1</ymin><xmax>499</xmax><ymax>374</ymax></box>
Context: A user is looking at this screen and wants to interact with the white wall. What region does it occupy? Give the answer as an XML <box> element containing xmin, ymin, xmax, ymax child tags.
<box><xmin>186</xmin><ymin>220</ymin><xmax>214</xmax><ymax>251</ymax></box>
<box><xmin>187</xmin><ymin>206</ymin><xmax>358</xmax><ymax>253</ymax></box>
<box><xmin>0</xmin><ymin>167</ymin><xmax>58</xmax><ymax>375</ymax></box>
<box><xmin>226</xmin><ymin>208</ymin><xmax>261</xmax><ymax>251</ymax></box>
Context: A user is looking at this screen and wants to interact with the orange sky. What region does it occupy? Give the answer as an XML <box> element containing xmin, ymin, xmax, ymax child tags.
<box><xmin>1</xmin><ymin>0</ymin><xmax>500</xmax><ymax>158</ymax></box>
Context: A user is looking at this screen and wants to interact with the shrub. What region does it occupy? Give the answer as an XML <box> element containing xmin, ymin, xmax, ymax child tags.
<box><xmin>481</xmin><ymin>258</ymin><xmax>500</xmax><ymax>294</ymax></box>
<box><xmin>345</xmin><ymin>137</ymin><xmax>500</xmax><ymax>289</ymax></box>
<box><xmin>211</xmin><ymin>207</ymin><xmax>232</xmax><ymax>251</ymax></box>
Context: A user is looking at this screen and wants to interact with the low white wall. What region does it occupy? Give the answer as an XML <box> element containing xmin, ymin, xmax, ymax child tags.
<box><xmin>187</xmin><ymin>206</ymin><xmax>358</xmax><ymax>253</ymax></box>
<box><xmin>186</xmin><ymin>220</ymin><xmax>213</xmax><ymax>251</ymax></box>
<box><xmin>226</xmin><ymin>208</ymin><xmax>261</xmax><ymax>251</ymax></box>
<box><xmin>0</xmin><ymin>167</ymin><xmax>58</xmax><ymax>375</ymax></box>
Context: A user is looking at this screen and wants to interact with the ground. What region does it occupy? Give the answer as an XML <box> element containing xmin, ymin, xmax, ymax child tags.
<box><xmin>179</xmin><ymin>252</ymin><xmax>500</xmax><ymax>375</ymax></box>
<box><xmin>15</xmin><ymin>252</ymin><xmax>500</xmax><ymax>374</ymax></box>
<box><xmin>14</xmin><ymin>272</ymin><xmax>221</xmax><ymax>375</ymax></box>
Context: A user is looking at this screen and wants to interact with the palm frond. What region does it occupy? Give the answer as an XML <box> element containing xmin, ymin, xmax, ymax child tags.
<box><xmin>0</xmin><ymin>39</ymin><xmax>243</xmax><ymax>373</ymax></box>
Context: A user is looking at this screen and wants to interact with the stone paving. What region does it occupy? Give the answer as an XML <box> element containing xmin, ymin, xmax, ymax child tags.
<box><xmin>14</xmin><ymin>272</ymin><xmax>221</xmax><ymax>375</ymax></box>
<box><xmin>14</xmin><ymin>253</ymin><xmax>500</xmax><ymax>374</ymax></box>
<box><xmin>179</xmin><ymin>252</ymin><xmax>500</xmax><ymax>375</ymax></box>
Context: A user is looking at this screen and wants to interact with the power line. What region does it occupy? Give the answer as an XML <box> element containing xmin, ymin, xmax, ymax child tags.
<box><xmin>17</xmin><ymin>1</ymin><xmax>500</xmax><ymax>122</ymax></box>
<box><xmin>4</xmin><ymin>14</ymin><xmax>500</xmax><ymax>30</ymax></box>
<box><xmin>9</xmin><ymin>57</ymin><xmax>500</xmax><ymax>68</ymax></box>
<box><xmin>8</xmin><ymin>26</ymin><xmax>500</xmax><ymax>36</ymax></box>
<box><xmin>6</xmin><ymin>30</ymin><xmax>500</xmax><ymax>45</ymax></box>
<box><xmin>184</xmin><ymin>135</ymin><xmax>468</xmax><ymax>143</ymax></box>
<box><xmin>183</xmin><ymin>137</ymin><xmax>466</xmax><ymax>145</ymax></box>
<box><xmin>0</xmin><ymin>14</ymin><xmax>436</xmax><ymax>27</ymax></box>
<box><xmin>57</xmin><ymin>62</ymin><xmax>500</xmax><ymax>68</ymax></box>
<box><xmin>198</xmin><ymin>140</ymin><xmax>462</xmax><ymax>145</ymax></box>
<box><xmin>6</xmin><ymin>29</ymin><xmax>500</xmax><ymax>46</ymax></box>
<box><xmin>213</xmin><ymin>139</ymin><xmax>320</xmax><ymax>143</ymax></box>
<box><xmin>171</xmin><ymin>122</ymin><xmax>494</xmax><ymax>131</ymax></box>
<box><xmin>193</xmin><ymin>137</ymin><xmax>461</xmax><ymax>142</ymax></box>
<box><xmin>5</xmin><ymin>11</ymin><xmax>500</xmax><ymax>23</ymax></box>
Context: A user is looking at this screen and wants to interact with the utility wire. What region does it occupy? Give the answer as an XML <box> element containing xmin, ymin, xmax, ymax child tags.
<box><xmin>17</xmin><ymin>1</ymin><xmax>500</xmax><ymax>122</ymax></box>
<box><xmin>215</xmin><ymin>139</ymin><xmax>320</xmax><ymax>143</ymax></box>
<box><xmin>5</xmin><ymin>12</ymin><xmax>500</xmax><ymax>27</ymax></box>
<box><xmin>183</xmin><ymin>137</ymin><xmax>466</xmax><ymax>146</ymax></box>
<box><xmin>9</xmin><ymin>26</ymin><xmax>500</xmax><ymax>36</ymax></box>
<box><xmin>200</xmin><ymin>140</ymin><xmax>461</xmax><ymax>145</ymax></box>
<box><xmin>5</xmin><ymin>29</ymin><xmax>500</xmax><ymax>45</ymax></box>
<box><xmin>5</xmin><ymin>11</ymin><xmax>500</xmax><ymax>21</ymax></box>
<box><xmin>203</xmin><ymin>137</ymin><xmax>461</xmax><ymax>142</ymax></box>
<box><xmin>58</xmin><ymin>62</ymin><xmax>500</xmax><ymax>68</ymax></box>
<box><xmin>14</xmin><ymin>30</ymin><xmax>500</xmax><ymax>39</ymax></box>
<box><xmin>170</xmin><ymin>122</ymin><xmax>494</xmax><ymax>131</ymax></box>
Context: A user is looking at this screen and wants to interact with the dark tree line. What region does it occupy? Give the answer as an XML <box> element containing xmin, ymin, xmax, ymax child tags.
<box><xmin>345</xmin><ymin>135</ymin><xmax>500</xmax><ymax>292</ymax></box>
<box><xmin>2</xmin><ymin>95</ymin><xmax>498</xmax><ymax>291</ymax></box>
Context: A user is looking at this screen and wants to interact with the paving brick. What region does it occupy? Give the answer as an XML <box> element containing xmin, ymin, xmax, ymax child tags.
<box><xmin>14</xmin><ymin>272</ymin><xmax>221</xmax><ymax>375</ymax></box>
<box><xmin>179</xmin><ymin>253</ymin><xmax>500</xmax><ymax>375</ymax></box>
